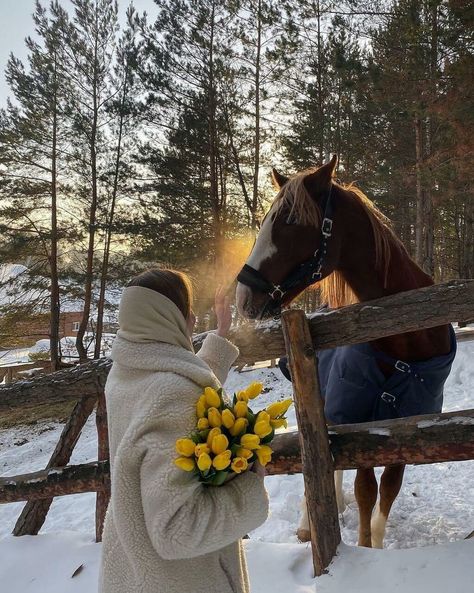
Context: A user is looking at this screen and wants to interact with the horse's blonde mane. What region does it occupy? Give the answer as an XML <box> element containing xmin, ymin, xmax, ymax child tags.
<box><xmin>273</xmin><ymin>172</ymin><xmax>400</xmax><ymax>309</ymax></box>
<box><xmin>274</xmin><ymin>169</ymin><xmax>322</xmax><ymax>227</ymax></box>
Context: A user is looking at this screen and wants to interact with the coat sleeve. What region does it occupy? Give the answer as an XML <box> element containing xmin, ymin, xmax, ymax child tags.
<box><xmin>140</xmin><ymin>439</ymin><xmax>269</xmax><ymax>560</ymax></box>
<box><xmin>137</xmin><ymin>375</ymin><xmax>268</xmax><ymax>561</ymax></box>
<box><xmin>196</xmin><ymin>332</ymin><xmax>239</xmax><ymax>384</ymax></box>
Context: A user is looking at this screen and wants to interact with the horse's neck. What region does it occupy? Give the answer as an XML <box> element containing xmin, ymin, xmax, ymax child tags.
<box><xmin>339</xmin><ymin>215</ymin><xmax>450</xmax><ymax>361</ymax></box>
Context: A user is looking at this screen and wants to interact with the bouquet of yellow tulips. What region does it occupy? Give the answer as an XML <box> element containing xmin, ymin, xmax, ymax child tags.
<box><xmin>174</xmin><ymin>382</ymin><xmax>292</xmax><ymax>486</ymax></box>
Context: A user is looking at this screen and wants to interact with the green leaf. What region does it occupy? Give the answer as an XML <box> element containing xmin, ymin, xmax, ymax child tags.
<box><xmin>261</xmin><ymin>428</ymin><xmax>275</xmax><ymax>444</ymax></box>
<box><xmin>198</xmin><ymin>429</ymin><xmax>210</xmax><ymax>441</ymax></box>
<box><xmin>246</xmin><ymin>410</ymin><xmax>256</xmax><ymax>430</ymax></box>
<box><xmin>190</xmin><ymin>432</ymin><xmax>201</xmax><ymax>444</ymax></box>
<box><xmin>209</xmin><ymin>470</ymin><xmax>230</xmax><ymax>486</ymax></box>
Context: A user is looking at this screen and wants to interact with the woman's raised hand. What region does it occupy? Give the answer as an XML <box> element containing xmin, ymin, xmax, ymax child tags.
<box><xmin>215</xmin><ymin>285</ymin><xmax>232</xmax><ymax>338</ymax></box>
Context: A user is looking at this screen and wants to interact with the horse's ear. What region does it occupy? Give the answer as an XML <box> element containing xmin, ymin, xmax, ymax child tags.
<box><xmin>271</xmin><ymin>168</ymin><xmax>289</xmax><ymax>190</ymax></box>
<box><xmin>322</xmin><ymin>154</ymin><xmax>338</xmax><ymax>179</ymax></box>
<box><xmin>306</xmin><ymin>154</ymin><xmax>338</xmax><ymax>190</ymax></box>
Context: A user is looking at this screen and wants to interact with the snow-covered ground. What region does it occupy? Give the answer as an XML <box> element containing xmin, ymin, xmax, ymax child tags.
<box><xmin>1</xmin><ymin>339</ymin><xmax>473</xmax><ymax>592</ymax></box>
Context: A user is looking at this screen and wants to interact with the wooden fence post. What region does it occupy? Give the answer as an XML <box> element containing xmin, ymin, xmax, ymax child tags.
<box><xmin>95</xmin><ymin>390</ymin><xmax>110</xmax><ymax>542</ymax></box>
<box><xmin>281</xmin><ymin>309</ymin><xmax>341</xmax><ymax>576</ymax></box>
<box><xmin>13</xmin><ymin>395</ymin><xmax>97</xmax><ymax>536</ymax></box>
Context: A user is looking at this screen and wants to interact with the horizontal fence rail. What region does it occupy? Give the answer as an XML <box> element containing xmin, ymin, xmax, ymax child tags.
<box><xmin>3</xmin><ymin>408</ymin><xmax>474</xmax><ymax>504</ymax></box>
<box><xmin>1</xmin><ymin>279</ymin><xmax>473</xmax><ymax>411</ymax></box>
<box><xmin>0</xmin><ymin>462</ymin><xmax>110</xmax><ymax>503</ymax></box>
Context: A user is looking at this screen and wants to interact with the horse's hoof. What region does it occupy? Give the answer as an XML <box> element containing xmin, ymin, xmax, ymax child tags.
<box><xmin>296</xmin><ymin>528</ymin><xmax>311</xmax><ymax>543</ymax></box>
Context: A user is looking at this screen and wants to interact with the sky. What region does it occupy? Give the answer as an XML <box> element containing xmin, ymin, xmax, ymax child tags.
<box><xmin>0</xmin><ymin>0</ymin><xmax>159</xmax><ymax>107</ymax></box>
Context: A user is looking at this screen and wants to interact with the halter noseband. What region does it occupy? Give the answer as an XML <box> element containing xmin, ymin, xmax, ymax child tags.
<box><xmin>237</xmin><ymin>185</ymin><xmax>335</xmax><ymax>317</ymax></box>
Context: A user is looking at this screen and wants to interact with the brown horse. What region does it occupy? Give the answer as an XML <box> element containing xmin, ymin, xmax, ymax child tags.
<box><xmin>236</xmin><ymin>156</ymin><xmax>453</xmax><ymax>548</ymax></box>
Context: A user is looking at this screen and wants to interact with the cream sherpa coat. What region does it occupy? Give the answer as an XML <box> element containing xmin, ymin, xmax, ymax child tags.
<box><xmin>99</xmin><ymin>291</ymin><xmax>269</xmax><ymax>593</ymax></box>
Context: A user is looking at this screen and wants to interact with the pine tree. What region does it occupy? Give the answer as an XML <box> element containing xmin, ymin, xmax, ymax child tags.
<box><xmin>0</xmin><ymin>1</ymin><xmax>74</xmax><ymax>368</ymax></box>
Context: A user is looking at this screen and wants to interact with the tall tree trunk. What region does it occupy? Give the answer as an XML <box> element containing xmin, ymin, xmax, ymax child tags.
<box><xmin>422</xmin><ymin>0</ymin><xmax>439</xmax><ymax>278</ymax></box>
<box><xmin>76</xmin><ymin>25</ymin><xmax>100</xmax><ymax>364</ymax></box>
<box><xmin>207</xmin><ymin>1</ymin><xmax>222</xmax><ymax>284</ymax></box>
<box><xmin>414</xmin><ymin>116</ymin><xmax>424</xmax><ymax>266</ymax></box>
<box><xmin>316</xmin><ymin>0</ymin><xmax>324</xmax><ymax>162</ymax></box>
<box><xmin>251</xmin><ymin>0</ymin><xmax>262</xmax><ymax>230</ymax></box>
<box><xmin>94</xmin><ymin>74</ymin><xmax>128</xmax><ymax>359</ymax></box>
<box><xmin>50</xmin><ymin>56</ymin><xmax>61</xmax><ymax>372</ymax></box>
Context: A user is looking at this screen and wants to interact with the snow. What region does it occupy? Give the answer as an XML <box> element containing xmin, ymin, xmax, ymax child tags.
<box><xmin>1</xmin><ymin>339</ymin><xmax>474</xmax><ymax>591</ymax></box>
<box><xmin>367</xmin><ymin>428</ymin><xmax>391</xmax><ymax>436</ymax></box>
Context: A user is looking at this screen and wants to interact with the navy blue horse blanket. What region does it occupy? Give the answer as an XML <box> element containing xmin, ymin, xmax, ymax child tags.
<box><xmin>279</xmin><ymin>325</ymin><xmax>457</xmax><ymax>424</ymax></box>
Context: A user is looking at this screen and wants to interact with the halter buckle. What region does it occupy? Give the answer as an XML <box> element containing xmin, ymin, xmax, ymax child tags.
<box><xmin>381</xmin><ymin>392</ymin><xmax>396</xmax><ymax>404</ymax></box>
<box><xmin>395</xmin><ymin>360</ymin><xmax>410</xmax><ymax>373</ymax></box>
<box><xmin>311</xmin><ymin>264</ymin><xmax>323</xmax><ymax>281</ymax></box>
<box><xmin>269</xmin><ymin>285</ymin><xmax>285</xmax><ymax>300</ymax></box>
<box><xmin>322</xmin><ymin>217</ymin><xmax>333</xmax><ymax>238</ymax></box>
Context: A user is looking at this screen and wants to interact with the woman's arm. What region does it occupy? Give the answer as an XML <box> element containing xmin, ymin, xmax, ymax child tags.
<box><xmin>196</xmin><ymin>287</ymin><xmax>238</xmax><ymax>383</ymax></box>
<box><xmin>196</xmin><ymin>332</ymin><xmax>239</xmax><ymax>384</ymax></box>
<box><xmin>139</xmin><ymin>439</ymin><xmax>268</xmax><ymax>560</ymax></box>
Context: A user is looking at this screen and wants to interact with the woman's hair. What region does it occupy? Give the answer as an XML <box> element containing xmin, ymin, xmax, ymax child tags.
<box><xmin>127</xmin><ymin>268</ymin><xmax>193</xmax><ymax>319</ymax></box>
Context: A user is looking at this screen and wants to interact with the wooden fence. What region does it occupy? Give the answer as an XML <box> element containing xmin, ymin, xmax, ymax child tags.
<box><xmin>0</xmin><ymin>279</ymin><xmax>473</xmax><ymax>571</ymax></box>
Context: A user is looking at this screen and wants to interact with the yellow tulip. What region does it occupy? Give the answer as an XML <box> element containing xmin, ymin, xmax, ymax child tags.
<box><xmin>205</xmin><ymin>386</ymin><xmax>221</xmax><ymax>408</ymax></box>
<box><xmin>206</xmin><ymin>427</ymin><xmax>221</xmax><ymax>447</ymax></box>
<box><xmin>194</xmin><ymin>443</ymin><xmax>211</xmax><ymax>457</ymax></box>
<box><xmin>245</xmin><ymin>382</ymin><xmax>263</xmax><ymax>399</ymax></box>
<box><xmin>222</xmin><ymin>409</ymin><xmax>235</xmax><ymax>429</ymax></box>
<box><xmin>197</xmin><ymin>417</ymin><xmax>210</xmax><ymax>430</ymax></box>
<box><xmin>175</xmin><ymin>438</ymin><xmax>196</xmax><ymax>457</ymax></box>
<box><xmin>236</xmin><ymin>390</ymin><xmax>249</xmax><ymax>402</ymax></box>
<box><xmin>229</xmin><ymin>417</ymin><xmax>248</xmax><ymax>436</ymax></box>
<box><xmin>211</xmin><ymin>434</ymin><xmax>229</xmax><ymax>455</ymax></box>
<box><xmin>236</xmin><ymin>447</ymin><xmax>253</xmax><ymax>460</ymax></box>
<box><xmin>213</xmin><ymin>450</ymin><xmax>232</xmax><ymax>471</ymax></box>
<box><xmin>257</xmin><ymin>411</ymin><xmax>270</xmax><ymax>423</ymax></box>
<box><xmin>208</xmin><ymin>407</ymin><xmax>222</xmax><ymax>428</ymax></box>
<box><xmin>240</xmin><ymin>433</ymin><xmax>260</xmax><ymax>450</ymax></box>
<box><xmin>196</xmin><ymin>395</ymin><xmax>207</xmax><ymax>418</ymax></box>
<box><xmin>256</xmin><ymin>445</ymin><xmax>273</xmax><ymax>466</ymax></box>
<box><xmin>174</xmin><ymin>457</ymin><xmax>196</xmax><ymax>471</ymax></box>
<box><xmin>266</xmin><ymin>399</ymin><xmax>293</xmax><ymax>419</ymax></box>
<box><xmin>253</xmin><ymin>420</ymin><xmax>273</xmax><ymax>438</ymax></box>
<box><xmin>234</xmin><ymin>400</ymin><xmax>248</xmax><ymax>418</ymax></box>
<box><xmin>231</xmin><ymin>457</ymin><xmax>249</xmax><ymax>474</ymax></box>
<box><xmin>197</xmin><ymin>452</ymin><xmax>212</xmax><ymax>472</ymax></box>
<box><xmin>270</xmin><ymin>418</ymin><xmax>288</xmax><ymax>429</ymax></box>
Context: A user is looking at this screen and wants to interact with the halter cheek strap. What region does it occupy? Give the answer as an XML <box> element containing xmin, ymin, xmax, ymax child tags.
<box><xmin>237</xmin><ymin>185</ymin><xmax>335</xmax><ymax>314</ymax></box>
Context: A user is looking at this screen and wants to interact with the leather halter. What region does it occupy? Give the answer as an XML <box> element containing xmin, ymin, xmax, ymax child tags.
<box><xmin>237</xmin><ymin>185</ymin><xmax>335</xmax><ymax>317</ymax></box>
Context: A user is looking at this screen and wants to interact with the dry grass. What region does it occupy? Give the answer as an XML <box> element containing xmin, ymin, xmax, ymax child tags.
<box><xmin>0</xmin><ymin>400</ymin><xmax>77</xmax><ymax>430</ymax></box>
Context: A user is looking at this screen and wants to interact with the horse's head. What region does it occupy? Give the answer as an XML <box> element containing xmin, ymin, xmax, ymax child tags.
<box><xmin>236</xmin><ymin>155</ymin><xmax>342</xmax><ymax>320</ymax></box>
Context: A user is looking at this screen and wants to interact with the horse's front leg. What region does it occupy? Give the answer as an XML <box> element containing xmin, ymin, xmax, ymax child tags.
<box><xmin>355</xmin><ymin>468</ymin><xmax>378</xmax><ymax>547</ymax></box>
<box><xmin>371</xmin><ymin>464</ymin><xmax>405</xmax><ymax>548</ymax></box>
<box><xmin>296</xmin><ymin>470</ymin><xmax>345</xmax><ymax>542</ymax></box>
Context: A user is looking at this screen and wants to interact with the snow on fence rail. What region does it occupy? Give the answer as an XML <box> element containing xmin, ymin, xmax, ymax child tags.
<box><xmin>0</xmin><ymin>279</ymin><xmax>473</xmax><ymax>570</ymax></box>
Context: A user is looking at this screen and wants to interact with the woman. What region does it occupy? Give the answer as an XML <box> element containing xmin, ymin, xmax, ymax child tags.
<box><xmin>99</xmin><ymin>269</ymin><xmax>269</xmax><ymax>593</ymax></box>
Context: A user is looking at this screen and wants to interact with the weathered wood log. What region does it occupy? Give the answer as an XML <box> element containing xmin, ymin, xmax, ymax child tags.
<box><xmin>281</xmin><ymin>309</ymin><xmax>340</xmax><ymax>576</ymax></box>
<box><xmin>95</xmin><ymin>391</ymin><xmax>110</xmax><ymax>542</ymax></box>
<box><xmin>2</xmin><ymin>408</ymin><xmax>474</xmax><ymax>504</ymax></box>
<box><xmin>222</xmin><ymin>279</ymin><xmax>474</xmax><ymax>364</ymax></box>
<box><xmin>0</xmin><ymin>357</ymin><xmax>108</xmax><ymax>411</ymax></box>
<box><xmin>265</xmin><ymin>408</ymin><xmax>474</xmax><ymax>474</ymax></box>
<box><xmin>0</xmin><ymin>461</ymin><xmax>109</xmax><ymax>503</ymax></box>
<box><xmin>13</xmin><ymin>395</ymin><xmax>97</xmax><ymax>536</ymax></box>
<box><xmin>1</xmin><ymin>280</ymin><xmax>472</xmax><ymax>409</ymax></box>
